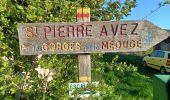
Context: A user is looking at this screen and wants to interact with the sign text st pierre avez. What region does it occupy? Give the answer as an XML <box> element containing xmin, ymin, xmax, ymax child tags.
<box><xmin>18</xmin><ymin>20</ymin><xmax>170</xmax><ymax>55</ymax></box>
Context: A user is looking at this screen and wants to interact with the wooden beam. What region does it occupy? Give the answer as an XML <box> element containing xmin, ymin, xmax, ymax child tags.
<box><xmin>78</xmin><ymin>54</ymin><xmax>91</xmax><ymax>82</ymax></box>
<box><xmin>77</xmin><ymin>8</ymin><xmax>91</xmax><ymax>82</ymax></box>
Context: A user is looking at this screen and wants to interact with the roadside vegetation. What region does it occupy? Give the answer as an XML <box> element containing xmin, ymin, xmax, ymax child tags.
<box><xmin>91</xmin><ymin>53</ymin><xmax>153</xmax><ymax>99</ymax></box>
<box><xmin>0</xmin><ymin>0</ymin><xmax>155</xmax><ymax>99</ymax></box>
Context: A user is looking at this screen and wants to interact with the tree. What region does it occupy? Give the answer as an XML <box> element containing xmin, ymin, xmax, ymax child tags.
<box><xmin>0</xmin><ymin>0</ymin><xmax>137</xmax><ymax>99</ymax></box>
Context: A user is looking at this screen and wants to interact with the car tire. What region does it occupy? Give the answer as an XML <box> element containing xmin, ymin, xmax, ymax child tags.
<box><xmin>160</xmin><ymin>67</ymin><xmax>166</xmax><ymax>74</ymax></box>
<box><xmin>143</xmin><ymin>61</ymin><xmax>147</xmax><ymax>67</ymax></box>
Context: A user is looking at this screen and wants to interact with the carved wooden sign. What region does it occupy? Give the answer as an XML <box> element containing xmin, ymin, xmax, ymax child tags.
<box><xmin>17</xmin><ymin>20</ymin><xmax>170</xmax><ymax>55</ymax></box>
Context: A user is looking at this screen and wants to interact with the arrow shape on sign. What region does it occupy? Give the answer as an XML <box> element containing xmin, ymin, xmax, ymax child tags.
<box><xmin>17</xmin><ymin>20</ymin><xmax>170</xmax><ymax>55</ymax></box>
<box><xmin>141</xmin><ymin>20</ymin><xmax>170</xmax><ymax>51</ymax></box>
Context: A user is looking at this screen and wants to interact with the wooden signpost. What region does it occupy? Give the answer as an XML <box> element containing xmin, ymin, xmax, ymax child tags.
<box><xmin>18</xmin><ymin>20</ymin><xmax>170</xmax><ymax>55</ymax></box>
<box><xmin>77</xmin><ymin>8</ymin><xmax>91</xmax><ymax>82</ymax></box>
<box><xmin>17</xmin><ymin>7</ymin><xmax>170</xmax><ymax>98</ymax></box>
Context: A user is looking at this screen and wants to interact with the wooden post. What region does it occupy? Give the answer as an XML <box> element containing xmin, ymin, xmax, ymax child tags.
<box><xmin>77</xmin><ymin>8</ymin><xmax>91</xmax><ymax>82</ymax></box>
<box><xmin>78</xmin><ymin>54</ymin><xmax>91</xmax><ymax>82</ymax></box>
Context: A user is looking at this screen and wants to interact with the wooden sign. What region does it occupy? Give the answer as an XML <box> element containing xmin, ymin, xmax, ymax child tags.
<box><xmin>17</xmin><ymin>20</ymin><xmax>170</xmax><ymax>55</ymax></box>
<box><xmin>69</xmin><ymin>82</ymin><xmax>99</xmax><ymax>98</ymax></box>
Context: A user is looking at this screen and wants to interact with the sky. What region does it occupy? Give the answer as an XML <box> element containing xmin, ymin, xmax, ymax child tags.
<box><xmin>121</xmin><ymin>0</ymin><xmax>170</xmax><ymax>29</ymax></box>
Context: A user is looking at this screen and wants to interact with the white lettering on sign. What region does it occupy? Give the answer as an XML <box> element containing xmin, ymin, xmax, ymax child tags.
<box><xmin>69</xmin><ymin>82</ymin><xmax>99</xmax><ymax>98</ymax></box>
<box><xmin>69</xmin><ymin>82</ymin><xmax>98</xmax><ymax>89</ymax></box>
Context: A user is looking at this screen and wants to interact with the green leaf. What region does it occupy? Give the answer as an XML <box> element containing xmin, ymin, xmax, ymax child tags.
<box><xmin>0</xmin><ymin>6</ymin><xmax>6</xmax><ymax>12</ymax></box>
<box><xmin>17</xmin><ymin>5</ymin><xmax>23</xmax><ymax>10</ymax></box>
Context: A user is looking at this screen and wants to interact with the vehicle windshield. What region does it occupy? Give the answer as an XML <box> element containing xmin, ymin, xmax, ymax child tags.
<box><xmin>150</xmin><ymin>51</ymin><xmax>165</xmax><ymax>58</ymax></box>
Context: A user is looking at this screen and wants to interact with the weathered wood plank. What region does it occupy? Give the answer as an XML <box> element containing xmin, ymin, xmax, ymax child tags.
<box><xmin>77</xmin><ymin>8</ymin><xmax>91</xmax><ymax>82</ymax></box>
<box><xmin>17</xmin><ymin>20</ymin><xmax>170</xmax><ymax>55</ymax></box>
<box><xmin>78</xmin><ymin>54</ymin><xmax>91</xmax><ymax>82</ymax></box>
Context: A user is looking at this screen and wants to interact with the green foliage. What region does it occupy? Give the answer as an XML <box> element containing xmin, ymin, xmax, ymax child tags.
<box><xmin>0</xmin><ymin>0</ymin><xmax>150</xmax><ymax>99</ymax></box>
<box><xmin>92</xmin><ymin>54</ymin><xmax>153</xmax><ymax>99</ymax></box>
<box><xmin>103</xmin><ymin>52</ymin><xmax>159</xmax><ymax>77</ymax></box>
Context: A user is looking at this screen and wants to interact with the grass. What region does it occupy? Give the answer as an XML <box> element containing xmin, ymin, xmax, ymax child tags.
<box><xmin>100</xmin><ymin>52</ymin><xmax>156</xmax><ymax>99</ymax></box>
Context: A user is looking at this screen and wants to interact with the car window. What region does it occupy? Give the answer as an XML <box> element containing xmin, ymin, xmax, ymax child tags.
<box><xmin>157</xmin><ymin>51</ymin><xmax>165</xmax><ymax>58</ymax></box>
<box><xmin>168</xmin><ymin>53</ymin><xmax>170</xmax><ymax>59</ymax></box>
<box><xmin>150</xmin><ymin>51</ymin><xmax>158</xmax><ymax>57</ymax></box>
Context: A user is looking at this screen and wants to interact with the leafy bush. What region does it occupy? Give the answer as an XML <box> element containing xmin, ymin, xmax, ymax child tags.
<box><xmin>92</xmin><ymin>54</ymin><xmax>153</xmax><ymax>99</ymax></box>
<box><xmin>0</xmin><ymin>0</ymin><xmax>153</xmax><ymax>99</ymax></box>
